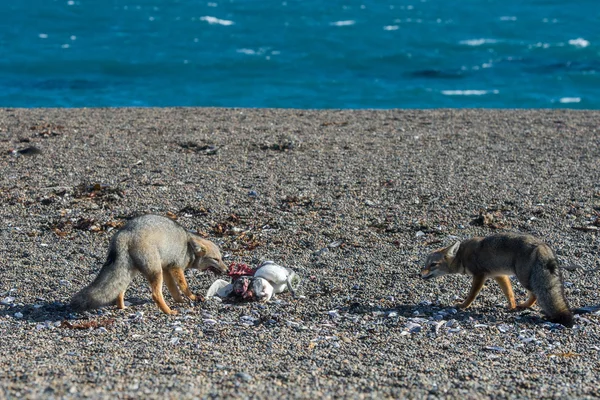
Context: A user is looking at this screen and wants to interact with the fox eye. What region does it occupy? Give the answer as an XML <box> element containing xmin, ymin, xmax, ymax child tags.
<box><xmin>429</xmin><ymin>262</ymin><xmax>439</xmax><ymax>268</ymax></box>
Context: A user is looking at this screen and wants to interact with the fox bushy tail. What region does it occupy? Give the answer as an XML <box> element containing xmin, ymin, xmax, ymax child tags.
<box><xmin>70</xmin><ymin>249</ymin><xmax>133</xmax><ymax>312</ymax></box>
<box><xmin>531</xmin><ymin>257</ymin><xmax>574</xmax><ymax>328</ymax></box>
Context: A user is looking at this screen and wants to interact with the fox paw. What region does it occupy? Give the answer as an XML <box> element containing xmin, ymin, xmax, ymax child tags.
<box><xmin>453</xmin><ymin>300</ymin><xmax>468</xmax><ymax>309</ymax></box>
<box><xmin>515</xmin><ymin>304</ymin><xmax>531</xmax><ymax>310</ymax></box>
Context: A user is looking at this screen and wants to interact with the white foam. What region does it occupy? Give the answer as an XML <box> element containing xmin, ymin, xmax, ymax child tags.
<box><xmin>460</xmin><ymin>38</ymin><xmax>497</xmax><ymax>46</ymax></box>
<box><xmin>39</xmin><ymin>33</ymin><xmax>48</xmax><ymax>39</ymax></box>
<box><xmin>237</xmin><ymin>48</ymin><xmax>257</xmax><ymax>55</ymax></box>
<box><xmin>200</xmin><ymin>16</ymin><xmax>234</xmax><ymax>26</ymax></box>
<box><xmin>383</xmin><ymin>25</ymin><xmax>399</xmax><ymax>31</ymax></box>
<box><xmin>530</xmin><ymin>42</ymin><xmax>551</xmax><ymax>49</ymax></box>
<box><xmin>441</xmin><ymin>90</ymin><xmax>499</xmax><ymax>96</ymax></box>
<box><xmin>568</xmin><ymin>38</ymin><xmax>589</xmax><ymax>48</ymax></box>
<box><xmin>500</xmin><ymin>16</ymin><xmax>517</xmax><ymax>21</ymax></box>
<box><xmin>559</xmin><ymin>97</ymin><xmax>581</xmax><ymax>103</ymax></box>
<box><xmin>330</xmin><ymin>20</ymin><xmax>355</xmax><ymax>26</ymax></box>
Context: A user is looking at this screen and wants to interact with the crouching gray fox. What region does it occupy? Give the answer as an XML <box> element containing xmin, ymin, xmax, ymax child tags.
<box><xmin>422</xmin><ymin>233</ymin><xmax>574</xmax><ymax>327</ymax></box>
<box><xmin>71</xmin><ymin>214</ymin><xmax>228</xmax><ymax>315</ymax></box>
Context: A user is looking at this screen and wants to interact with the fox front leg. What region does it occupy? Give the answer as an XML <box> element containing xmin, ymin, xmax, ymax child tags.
<box><xmin>517</xmin><ymin>291</ymin><xmax>537</xmax><ymax>309</ymax></box>
<box><xmin>494</xmin><ymin>276</ymin><xmax>517</xmax><ymax>310</ymax></box>
<box><xmin>147</xmin><ymin>271</ymin><xmax>177</xmax><ymax>315</ymax></box>
<box><xmin>455</xmin><ymin>275</ymin><xmax>486</xmax><ymax>309</ymax></box>
<box><xmin>170</xmin><ymin>268</ymin><xmax>204</xmax><ymax>302</ymax></box>
<box><xmin>164</xmin><ymin>269</ymin><xmax>185</xmax><ymax>303</ymax></box>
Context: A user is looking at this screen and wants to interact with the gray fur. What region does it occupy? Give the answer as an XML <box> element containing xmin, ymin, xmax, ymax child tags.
<box><xmin>70</xmin><ymin>251</ymin><xmax>135</xmax><ymax>311</ymax></box>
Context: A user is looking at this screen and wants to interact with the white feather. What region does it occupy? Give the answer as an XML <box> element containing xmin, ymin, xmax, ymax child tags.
<box><xmin>206</xmin><ymin>279</ymin><xmax>233</xmax><ymax>298</ymax></box>
<box><xmin>254</xmin><ymin>262</ymin><xmax>294</xmax><ymax>294</ymax></box>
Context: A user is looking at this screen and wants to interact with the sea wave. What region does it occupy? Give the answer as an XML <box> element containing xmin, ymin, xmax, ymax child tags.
<box><xmin>330</xmin><ymin>20</ymin><xmax>355</xmax><ymax>27</ymax></box>
<box><xmin>200</xmin><ymin>16</ymin><xmax>234</xmax><ymax>26</ymax></box>
<box><xmin>441</xmin><ymin>90</ymin><xmax>499</xmax><ymax>96</ymax></box>
<box><xmin>459</xmin><ymin>38</ymin><xmax>498</xmax><ymax>46</ymax></box>
<box><xmin>568</xmin><ymin>38</ymin><xmax>590</xmax><ymax>48</ymax></box>
<box><xmin>559</xmin><ymin>97</ymin><xmax>581</xmax><ymax>103</ymax></box>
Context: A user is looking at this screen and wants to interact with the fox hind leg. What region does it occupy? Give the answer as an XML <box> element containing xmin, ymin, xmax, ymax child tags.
<box><xmin>116</xmin><ymin>291</ymin><xmax>126</xmax><ymax>309</ymax></box>
<box><xmin>494</xmin><ymin>276</ymin><xmax>516</xmax><ymax>310</ymax></box>
<box><xmin>147</xmin><ymin>271</ymin><xmax>177</xmax><ymax>315</ymax></box>
<box><xmin>456</xmin><ymin>275</ymin><xmax>486</xmax><ymax>309</ymax></box>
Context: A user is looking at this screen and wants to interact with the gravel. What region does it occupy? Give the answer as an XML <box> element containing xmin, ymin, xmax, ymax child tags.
<box><xmin>0</xmin><ymin>108</ymin><xmax>599</xmax><ymax>398</ymax></box>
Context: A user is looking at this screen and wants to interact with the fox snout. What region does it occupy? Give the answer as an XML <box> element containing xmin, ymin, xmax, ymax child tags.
<box><xmin>421</xmin><ymin>268</ymin><xmax>435</xmax><ymax>280</ymax></box>
<box><xmin>218</xmin><ymin>260</ymin><xmax>228</xmax><ymax>273</ymax></box>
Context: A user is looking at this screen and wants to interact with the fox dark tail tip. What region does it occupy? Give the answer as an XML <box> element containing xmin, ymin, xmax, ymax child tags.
<box><xmin>551</xmin><ymin>312</ymin><xmax>574</xmax><ymax>328</ymax></box>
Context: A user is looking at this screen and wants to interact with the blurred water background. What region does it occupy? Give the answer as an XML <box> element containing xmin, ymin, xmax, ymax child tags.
<box><xmin>0</xmin><ymin>0</ymin><xmax>598</xmax><ymax>108</ymax></box>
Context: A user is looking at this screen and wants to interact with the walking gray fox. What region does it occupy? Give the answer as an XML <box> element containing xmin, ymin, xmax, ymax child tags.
<box><xmin>71</xmin><ymin>214</ymin><xmax>228</xmax><ymax>315</ymax></box>
<box><xmin>422</xmin><ymin>233</ymin><xmax>574</xmax><ymax>327</ymax></box>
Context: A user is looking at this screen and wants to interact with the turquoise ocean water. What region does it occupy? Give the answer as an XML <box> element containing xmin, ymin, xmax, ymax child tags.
<box><xmin>0</xmin><ymin>1</ymin><xmax>598</xmax><ymax>108</ymax></box>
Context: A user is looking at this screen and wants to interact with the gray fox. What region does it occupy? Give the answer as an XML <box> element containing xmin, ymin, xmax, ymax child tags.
<box><xmin>71</xmin><ymin>214</ymin><xmax>228</xmax><ymax>315</ymax></box>
<box><xmin>422</xmin><ymin>233</ymin><xmax>574</xmax><ymax>327</ymax></box>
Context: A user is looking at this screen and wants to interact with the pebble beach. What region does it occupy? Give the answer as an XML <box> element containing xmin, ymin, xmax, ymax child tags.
<box><xmin>0</xmin><ymin>108</ymin><xmax>599</xmax><ymax>398</ymax></box>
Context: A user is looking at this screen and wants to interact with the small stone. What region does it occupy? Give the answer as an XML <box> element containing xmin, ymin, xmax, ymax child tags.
<box><xmin>1</xmin><ymin>297</ymin><xmax>15</xmax><ymax>305</ymax></box>
<box><xmin>235</xmin><ymin>372</ymin><xmax>252</xmax><ymax>382</ymax></box>
<box><xmin>518</xmin><ymin>335</ymin><xmax>536</xmax><ymax>343</ymax></box>
<box><xmin>485</xmin><ymin>346</ymin><xmax>507</xmax><ymax>352</ymax></box>
<box><xmin>405</xmin><ymin>322</ymin><xmax>422</xmax><ymax>333</ymax></box>
<box><xmin>445</xmin><ymin>319</ymin><xmax>458</xmax><ymax>328</ymax></box>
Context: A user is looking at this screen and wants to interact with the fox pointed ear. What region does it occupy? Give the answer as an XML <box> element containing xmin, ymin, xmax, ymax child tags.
<box><xmin>447</xmin><ymin>241</ymin><xmax>461</xmax><ymax>258</ymax></box>
<box><xmin>190</xmin><ymin>238</ymin><xmax>208</xmax><ymax>256</ymax></box>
